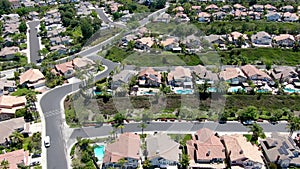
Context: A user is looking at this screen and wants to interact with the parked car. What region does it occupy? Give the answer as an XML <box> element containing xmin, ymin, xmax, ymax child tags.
<box><xmin>44</xmin><ymin>136</ymin><xmax>50</xmax><ymax>148</ymax></box>
<box><xmin>242</xmin><ymin>120</ymin><xmax>254</xmax><ymax>125</ymax></box>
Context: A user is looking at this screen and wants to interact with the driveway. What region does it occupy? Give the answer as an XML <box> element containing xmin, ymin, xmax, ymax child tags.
<box><xmin>28</xmin><ymin>21</ymin><xmax>41</xmax><ymax>64</ymax></box>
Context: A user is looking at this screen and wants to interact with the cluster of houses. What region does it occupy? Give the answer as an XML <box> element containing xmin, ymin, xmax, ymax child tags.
<box><xmin>8</xmin><ymin>0</ymin><xmax>81</xmax><ymax>8</ymax></box>
<box><xmin>112</xmin><ymin>64</ymin><xmax>300</xmax><ymax>96</ymax></box>
<box><xmin>206</xmin><ymin>31</ymin><xmax>300</xmax><ymax>48</ymax></box>
<box><xmin>172</xmin><ymin>4</ymin><xmax>300</xmax><ymax>22</ymax></box>
<box><xmin>44</xmin><ymin>9</ymin><xmax>71</xmax><ymax>55</ymax></box>
<box><xmin>75</xmin><ymin>1</ymin><xmax>93</xmax><ymax>17</ymax></box>
<box><xmin>0</xmin><ymin>14</ymin><xmax>24</xmax><ymax>60</ymax></box>
<box><xmin>101</xmin><ymin>129</ymin><xmax>300</xmax><ymax>169</ymax></box>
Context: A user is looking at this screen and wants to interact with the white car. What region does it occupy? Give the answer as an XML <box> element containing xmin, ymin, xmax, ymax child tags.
<box><xmin>44</xmin><ymin>136</ymin><xmax>50</xmax><ymax>148</ymax></box>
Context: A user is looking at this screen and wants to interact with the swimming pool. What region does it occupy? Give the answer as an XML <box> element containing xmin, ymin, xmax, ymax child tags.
<box><xmin>143</xmin><ymin>92</ymin><xmax>156</xmax><ymax>95</ymax></box>
<box><xmin>175</xmin><ymin>89</ymin><xmax>193</xmax><ymax>94</ymax></box>
<box><xmin>228</xmin><ymin>86</ymin><xmax>245</xmax><ymax>93</ymax></box>
<box><xmin>256</xmin><ymin>89</ymin><xmax>270</xmax><ymax>93</ymax></box>
<box><xmin>284</xmin><ymin>88</ymin><xmax>300</xmax><ymax>93</ymax></box>
<box><xmin>94</xmin><ymin>145</ymin><xmax>105</xmax><ymax>162</ymax></box>
<box><xmin>208</xmin><ymin>87</ymin><xmax>217</xmax><ymax>93</ymax></box>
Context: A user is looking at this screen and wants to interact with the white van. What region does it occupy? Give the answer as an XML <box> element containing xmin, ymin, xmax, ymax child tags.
<box><xmin>44</xmin><ymin>136</ymin><xmax>50</xmax><ymax>148</ymax></box>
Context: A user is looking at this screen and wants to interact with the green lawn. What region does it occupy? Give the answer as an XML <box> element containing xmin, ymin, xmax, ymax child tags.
<box><xmin>11</xmin><ymin>88</ymin><xmax>40</xmax><ymax>96</ymax></box>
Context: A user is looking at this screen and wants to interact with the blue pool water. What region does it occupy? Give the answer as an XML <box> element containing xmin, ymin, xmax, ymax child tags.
<box><xmin>94</xmin><ymin>145</ymin><xmax>105</xmax><ymax>162</ymax></box>
<box><xmin>144</xmin><ymin>92</ymin><xmax>156</xmax><ymax>95</ymax></box>
<box><xmin>256</xmin><ymin>89</ymin><xmax>270</xmax><ymax>93</ymax></box>
<box><xmin>175</xmin><ymin>89</ymin><xmax>193</xmax><ymax>94</ymax></box>
<box><xmin>284</xmin><ymin>88</ymin><xmax>300</xmax><ymax>93</ymax></box>
<box><xmin>208</xmin><ymin>87</ymin><xmax>217</xmax><ymax>93</ymax></box>
<box><xmin>228</xmin><ymin>86</ymin><xmax>245</xmax><ymax>93</ymax></box>
<box><xmin>94</xmin><ymin>91</ymin><xmax>102</xmax><ymax>95</ymax></box>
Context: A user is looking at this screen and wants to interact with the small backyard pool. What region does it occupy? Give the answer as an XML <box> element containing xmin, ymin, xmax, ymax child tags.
<box><xmin>175</xmin><ymin>89</ymin><xmax>193</xmax><ymax>94</ymax></box>
<box><xmin>94</xmin><ymin>145</ymin><xmax>105</xmax><ymax>162</ymax></box>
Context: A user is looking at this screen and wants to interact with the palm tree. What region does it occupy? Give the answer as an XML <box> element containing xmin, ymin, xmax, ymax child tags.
<box><xmin>142</xmin><ymin>159</ymin><xmax>151</xmax><ymax>169</ymax></box>
<box><xmin>9</xmin><ymin>131</ymin><xmax>24</xmax><ymax>148</ymax></box>
<box><xmin>249</xmin><ymin>123</ymin><xmax>265</xmax><ymax>143</ymax></box>
<box><xmin>118</xmin><ymin>125</ymin><xmax>125</xmax><ymax>134</ymax></box>
<box><xmin>0</xmin><ymin>159</ymin><xmax>9</xmax><ymax>169</ymax></box>
<box><xmin>118</xmin><ymin>158</ymin><xmax>127</xmax><ymax>169</ymax></box>
<box><xmin>287</xmin><ymin>116</ymin><xmax>300</xmax><ymax>136</ymax></box>
<box><xmin>139</xmin><ymin>123</ymin><xmax>147</xmax><ymax>136</ymax></box>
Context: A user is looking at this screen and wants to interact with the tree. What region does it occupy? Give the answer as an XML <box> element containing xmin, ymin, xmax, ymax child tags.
<box><xmin>118</xmin><ymin>125</ymin><xmax>125</xmax><ymax>134</ymax></box>
<box><xmin>138</xmin><ymin>123</ymin><xmax>147</xmax><ymax>135</ymax></box>
<box><xmin>118</xmin><ymin>158</ymin><xmax>127</xmax><ymax>169</ymax></box>
<box><xmin>0</xmin><ymin>159</ymin><xmax>9</xmax><ymax>169</ymax></box>
<box><xmin>0</xmin><ymin>0</ymin><xmax>11</xmax><ymax>15</ymax></box>
<box><xmin>179</xmin><ymin>153</ymin><xmax>190</xmax><ymax>169</ymax></box>
<box><xmin>18</xmin><ymin>21</ymin><xmax>27</xmax><ymax>33</ymax></box>
<box><xmin>287</xmin><ymin>116</ymin><xmax>300</xmax><ymax>136</ymax></box>
<box><xmin>113</xmin><ymin>112</ymin><xmax>126</xmax><ymax>128</ymax></box>
<box><xmin>239</xmin><ymin>106</ymin><xmax>258</xmax><ymax>121</ymax></box>
<box><xmin>9</xmin><ymin>131</ymin><xmax>24</xmax><ymax>148</ymax></box>
<box><xmin>142</xmin><ymin>159</ymin><xmax>151</xmax><ymax>169</ymax></box>
<box><xmin>249</xmin><ymin>123</ymin><xmax>265</xmax><ymax>143</ymax></box>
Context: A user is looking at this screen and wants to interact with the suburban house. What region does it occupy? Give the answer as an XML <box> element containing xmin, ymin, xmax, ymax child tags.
<box><xmin>219</xmin><ymin>68</ymin><xmax>247</xmax><ymax>85</ymax></box>
<box><xmin>168</xmin><ymin>66</ymin><xmax>192</xmax><ymax>88</ymax></box>
<box><xmin>264</xmin><ymin>4</ymin><xmax>277</xmax><ymax>11</ymax></box>
<box><xmin>270</xmin><ymin>66</ymin><xmax>299</xmax><ymax>83</ymax></box>
<box><xmin>0</xmin><ymin>149</ymin><xmax>29</xmax><ymax>169</ymax></box>
<box><xmin>221</xmin><ymin>5</ymin><xmax>232</xmax><ymax>12</ymax></box>
<box><xmin>283</xmin><ymin>12</ymin><xmax>299</xmax><ymax>22</ymax></box>
<box><xmin>112</xmin><ymin>70</ymin><xmax>137</xmax><ymax>90</ymax></box>
<box><xmin>251</xmin><ymin>31</ymin><xmax>272</xmax><ymax>46</ymax></box>
<box><xmin>248</xmin><ymin>11</ymin><xmax>261</xmax><ymax>20</ymax></box>
<box><xmin>19</xmin><ymin>69</ymin><xmax>45</xmax><ymax>89</ymax></box>
<box><xmin>153</xmin><ymin>13</ymin><xmax>171</xmax><ymax>23</ymax></box>
<box><xmin>0</xmin><ymin>117</ymin><xmax>25</xmax><ymax>145</ymax></box>
<box><xmin>260</xmin><ymin>133</ymin><xmax>300</xmax><ymax>168</ymax></box>
<box><xmin>135</xmin><ymin>37</ymin><xmax>154</xmax><ymax>50</ymax></box>
<box><xmin>138</xmin><ymin>67</ymin><xmax>161</xmax><ymax>87</ymax></box>
<box><xmin>160</xmin><ymin>37</ymin><xmax>179</xmax><ymax>51</ymax></box>
<box><xmin>233</xmin><ymin>4</ymin><xmax>247</xmax><ymax>12</ymax></box>
<box><xmin>50</xmin><ymin>44</ymin><xmax>67</xmax><ymax>55</ymax></box>
<box><xmin>241</xmin><ymin>64</ymin><xmax>272</xmax><ymax>82</ymax></box>
<box><xmin>0</xmin><ymin>46</ymin><xmax>20</xmax><ymax>60</ymax></box>
<box><xmin>205</xmin><ymin>4</ymin><xmax>219</xmax><ymax>12</ymax></box>
<box><xmin>173</xmin><ymin>6</ymin><xmax>184</xmax><ymax>13</ymax></box>
<box><xmin>273</xmin><ymin>34</ymin><xmax>295</xmax><ymax>47</ymax></box>
<box><xmin>53</xmin><ymin>61</ymin><xmax>75</xmax><ymax>78</ymax></box>
<box><xmin>103</xmin><ymin>133</ymin><xmax>140</xmax><ymax>169</ymax></box>
<box><xmin>186</xmin><ymin>128</ymin><xmax>226</xmax><ymax>168</ymax></box>
<box><xmin>191</xmin><ymin>5</ymin><xmax>201</xmax><ymax>11</ymax></box>
<box><xmin>221</xmin><ymin>134</ymin><xmax>264</xmax><ymax>168</ymax></box>
<box><xmin>193</xmin><ymin>65</ymin><xmax>219</xmax><ymax>84</ymax></box>
<box><xmin>174</xmin><ymin>12</ymin><xmax>190</xmax><ymax>23</ymax></box>
<box><xmin>72</xmin><ymin>57</ymin><xmax>95</xmax><ymax>70</ymax></box>
<box><xmin>145</xmin><ymin>133</ymin><xmax>181</xmax><ymax>168</ymax></box>
<box><xmin>234</xmin><ymin>10</ymin><xmax>248</xmax><ymax>19</ymax></box>
<box><xmin>9</xmin><ymin>0</ymin><xmax>21</xmax><ymax>9</ymax></box>
<box><xmin>265</xmin><ymin>11</ymin><xmax>281</xmax><ymax>21</ymax></box>
<box><xmin>280</xmin><ymin>5</ymin><xmax>294</xmax><ymax>12</ymax></box>
<box><xmin>197</xmin><ymin>12</ymin><xmax>211</xmax><ymax>22</ymax></box>
<box><xmin>0</xmin><ymin>95</ymin><xmax>26</xmax><ymax>120</ymax></box>
<box><xmin>205</xmin><ymin>34</ymin><xmax>226</xmax><ymax>46</ymax></box>
<box><xmin>0</xmin><ymin>79</ymin><xmax>16</xmax><ymax>96</ymax></box>
<box><xmin>228</xmin><ymin>32</ymin><xmax>248</xmax><ymax>45</ymax></box>
<box><xmin>213</xmin><ymin>11</ymin><xmax>227</xmax><ymax>20</ymax></box>
<box><xmin>252</xmin><ymin>4</ymin><xmax>264</xmax><ymax>12</ymax></box>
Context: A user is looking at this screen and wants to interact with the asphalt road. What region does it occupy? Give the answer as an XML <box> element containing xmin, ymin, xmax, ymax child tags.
<box><xmin>40</xmin><ymin>55</ymin><xmax>118</xmax><ymax>169</ymax></box>
<box><xmin>95</xmin><ymin>8</ymin><xmax>126</xmax><ymax>29</ymax></box>
<box><xmin>69</xmin><ymin>121</ymin><xmax>289</xmax><ymax>140</ymax></box>
<box><xmin>28</xmin><ymin>21</ymin><xmax>41</xmax><ymax>64</ymax></box>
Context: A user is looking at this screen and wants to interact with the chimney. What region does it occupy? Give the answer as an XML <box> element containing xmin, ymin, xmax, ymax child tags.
<box><xmin>206</xmin><ymin>150</ymin><xmax>211</xmax><ymax>156</ymax></box>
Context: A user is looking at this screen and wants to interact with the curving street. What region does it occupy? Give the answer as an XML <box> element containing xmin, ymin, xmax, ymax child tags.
<box><xmin>40</xmin><ymin>55</ymin><xmax>118</xmax><ymax>169</ymax></box>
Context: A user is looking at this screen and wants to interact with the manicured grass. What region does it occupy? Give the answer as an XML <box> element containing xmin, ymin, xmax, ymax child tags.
<box><xmin>243</xmin><ymin>134</ymin><xmax>252</xmax><ymax>142</ymax></box>
<box><xmin>11</xmin><ymin>88</ymin><xmax>40</xmax><ymax>96</ymax></box>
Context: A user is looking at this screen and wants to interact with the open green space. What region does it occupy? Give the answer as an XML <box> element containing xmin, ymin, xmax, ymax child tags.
<box><xmin>194</xmin><ymin>21</ymin><xmax>300</xmax><ymax>35</ymax></box>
